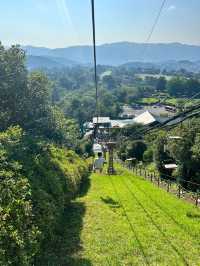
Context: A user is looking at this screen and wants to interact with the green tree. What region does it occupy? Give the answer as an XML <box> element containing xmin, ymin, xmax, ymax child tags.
<box><xmin>0</xmin><ymin>44</ymin><xmax>27</xmax><ymax>130</ymax></box>
<box><xmin>102</xmin><ymin>75</ymin><xmax>116</xmax><ymax>90</ymax></box>
<box><xmin>126</xmin><ymin>140</ymin><xmax>147</xmax><ymax>161</ymax></box>
<box><xmin>156</xmin><ymin>77</ymin><xmax>166</xmax><ymax>91</ymax></box>
<box><xmin>167</xmin><ymin>77</ymin><xmax>185</xmax><ymax>96</ymax></box>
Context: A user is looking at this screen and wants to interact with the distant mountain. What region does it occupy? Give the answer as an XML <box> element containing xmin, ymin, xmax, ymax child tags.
<box><xmin>23</xmin><ymin>42</ymin><xmax>200</xmax><ymax>69</ymax></box>
<box><xmin>26</xmin><ymin>55</ymin><xmax>77</xmax><ymax>70</ymax></box>
<box><xmin>122</xmin><ymin>60</ymin><xmax>200</xmax><ymax>73</ymax></box>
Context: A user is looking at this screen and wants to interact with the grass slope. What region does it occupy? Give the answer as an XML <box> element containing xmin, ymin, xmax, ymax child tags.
<box><xmin>65</xmin><ymin>166</ymin><xmax>200</xmax><ymax>266</ymax></box>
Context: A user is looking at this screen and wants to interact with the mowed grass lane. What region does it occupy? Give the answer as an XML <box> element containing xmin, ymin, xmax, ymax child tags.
<box><xmin>69</xmin><ymin>167</ymin><xmax>200</xmax><ymax>266</ymax></box>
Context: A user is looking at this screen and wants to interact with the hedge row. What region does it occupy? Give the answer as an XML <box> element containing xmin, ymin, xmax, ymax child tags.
<box><xmin>0</xmin><ymin>127</ymin><xmax>89</xmax><ymax>265</ymax></box>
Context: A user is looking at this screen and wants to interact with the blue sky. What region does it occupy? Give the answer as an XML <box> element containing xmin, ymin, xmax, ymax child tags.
<box><xmin>1</xmin><ymin>0</ymin><xmax>200</xmax><ymax>48</ymax></box>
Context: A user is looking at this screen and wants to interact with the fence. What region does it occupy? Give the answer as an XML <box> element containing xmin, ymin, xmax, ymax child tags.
<box><xmin>120</xmin><ymin>161</ymin><xmax>200</xmax><ymax>207</ymax></box>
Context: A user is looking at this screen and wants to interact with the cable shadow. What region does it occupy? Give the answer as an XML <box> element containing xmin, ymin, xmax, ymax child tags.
<box><xmin>129</xmin><ymin>176</ymin><xmax>199</xmax><ymax>241</ymax></box>
<box><xmin>100</xmin><ymin>196</ymin><xmax>121</xmax><ymax>209</ymax></box>
<box><xmin>121</xmin><ymin>176</ymin><xmax>189</xmax><ymax>266</ymax></box>
<box><xmin>109</xmin><ymin>176</ymin><xmax>150</xmax><ymax>266</ymax></box>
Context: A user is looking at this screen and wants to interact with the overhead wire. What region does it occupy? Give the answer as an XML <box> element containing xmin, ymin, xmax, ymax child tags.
<box><xmin>140</xmin><ymin>0</ymin><xmax>167</xmax><ymax>61</ymax></box>
<box><xmin>91</xmin><ymin>0</ymin><xmax>99</xmax><ymax>136</ymax></box>
<box><xmin>140</xmin><ymin>102</ymin><xmax>200</xmax><ymax>135</ymax></box>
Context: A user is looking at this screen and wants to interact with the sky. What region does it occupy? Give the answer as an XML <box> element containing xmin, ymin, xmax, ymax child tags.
<box><xmin>1</xmin><ymin>0</ymin><xmax>200</xmax><ymax>48</ymax></box>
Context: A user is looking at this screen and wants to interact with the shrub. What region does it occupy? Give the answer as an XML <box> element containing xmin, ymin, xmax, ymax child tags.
<box><xmin>0</xmin><ymin>127</ymin><xmax>89</xmax><ymax>265</ymax></box>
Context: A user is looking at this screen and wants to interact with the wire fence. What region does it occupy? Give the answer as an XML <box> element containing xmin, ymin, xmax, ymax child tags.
<box><xmin>119</xmin><ymin>161</ymin><xmax>200</xmax><ymax>207</ymax></box>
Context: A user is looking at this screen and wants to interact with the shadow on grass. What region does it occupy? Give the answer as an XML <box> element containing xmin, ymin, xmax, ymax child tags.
<box><xmin>100</xmin><ymin>196</ymin><xmax>121</xmax><ymax>209</ymax></box>
<box><xmin>79</xmin><ymin>176</ymin><xmax>91</xmax><ymax>198</ymax></box>
<box><xmin>35</xmin><ymin>177</ymin><xmax>92</xmax><ymax>266</ymax></box>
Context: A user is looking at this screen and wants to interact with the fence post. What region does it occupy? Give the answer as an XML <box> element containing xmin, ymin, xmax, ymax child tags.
<box><xmin>144</xmin><ymin>170</ymin><xmax>147</xmax><ymax>178</ymax></box>
<box><xmin>195</xmin><ymin>190</ymin><xmax>199</xmax><ymax>207</ymax></box>
<box><xmin>157</xmin><ymin>177</ymin><xmax>160</xmax><ymax>187</ymax></box>
<box><xmin>150</xmin><ymin>173</ymin><xmax>153</xmax><ymax>182</ymax></box>
<box><xmin>178</xmin><ymin>184</ymin><xmax>181</xmax><ymax>198</ymax></box>
<box><xmin>167</xmin><ymin>180</ymin><xmax>170</xmax><ymax>192</ymax></box>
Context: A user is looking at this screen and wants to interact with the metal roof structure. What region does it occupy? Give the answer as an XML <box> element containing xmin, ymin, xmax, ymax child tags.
<box><xmin>111</xmin><ymin>119</ymin><xmax>135</xmax><ymax>128</ymax></box>
<box><xmin>164</xmin><ymin>164</ymin><xmax>178</xmax><ymax>169</ymax></box>
<box><xmin>133</xmin><ymin>111</ymin><xmax>157</xmax><ymax>125</ymax></box>
<box><xmin>133</xmin><ymin>111</ymin><xmax>165</xmax><ymax>126</ymax></box>
<box><xmin>93</xmin><ymin>117</ymin><xmax>111</xmax><ymax>124</ymax></box>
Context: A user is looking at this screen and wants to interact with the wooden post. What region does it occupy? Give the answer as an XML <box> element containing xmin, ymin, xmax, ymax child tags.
<box><xmin>195</xmin><ymin>190</ymin><xmax>199</xmax><ymax>206</ymax></box>
<box><xmin>150</xmin><ymin>173</ymin><xmax>153</xmax><ymax>182</ymax></box>
<box><xmin>178</xmin><ymin>185</ymin><xmax>181</xmax><ymax>198</ymax></box>
<box><xmin>157</xmin><ymin>177</ymin><xmax>160</xmax><ymax>187</ymax></box>
<box><xmin>107</xmin><ymin>142</ymin><xmax>116</xmax><ymax>175</ymax></box>
<box><xmin>167</xmin><ymin>181</ymin><xmax>170</xmax><ymax>192</ymax></box>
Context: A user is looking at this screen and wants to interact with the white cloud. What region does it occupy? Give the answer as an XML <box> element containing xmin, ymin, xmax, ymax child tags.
<box><xmin>167</xmin><ymin>5</ymin><xmax>176</xmax><ymax>11</ymax></box>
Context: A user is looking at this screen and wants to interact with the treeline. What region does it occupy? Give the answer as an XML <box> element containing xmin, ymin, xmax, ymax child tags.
<box><xmin>117</xmin><ymin>120</ymin><xmax>200</xmax><ymax>191</ymax></box>
<box><xmin>42</xmin><ymin>65</ymin><xmax>200</xmax><ymax>130</ymax></box>
<box><xmin>0</xmin><ymin>43</ymin><xmax>90</xmax><ymax>265</ymax></box>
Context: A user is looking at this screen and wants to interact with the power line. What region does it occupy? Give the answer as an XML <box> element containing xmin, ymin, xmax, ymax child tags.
<box><xmin>145</xmin><ymin>0</ymin><xmax>167</xmax><ymax>44</ymax></box>
<box><xmin>141</xmin><ymin>103</ymin><xmax>200</xmax><ymax>135</ymax></box>
<box><xmin>91</xmin><ymin>0</ymin><xmax>99</xmax><ymax>124</ymax></box>
<box><xmin>140</xmin><ymin>0</ymin><xmax>167</xmax><ymax>60</ymax></box>
<box><xmin>182</xmin><ymin>91</ymin><xmax>200</xmax><ymax>110</ymax></box>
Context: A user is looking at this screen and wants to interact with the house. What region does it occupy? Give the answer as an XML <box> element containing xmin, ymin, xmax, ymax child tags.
<box><xmin>111</xmin><ymin>119</ymin><xmax>135</xmax><ymax>128</ymax></box>
<box><xmin>93</xmin><ymin>117</ymin><xmax>111</xmax><ymax>128</ymax></box>
<box><xmin>85</xmin><ymin>111</ymin><xmax>165</xmax><ymax>134</ymax></box>
<box><xmin>133</xmin><ymin>110</ymin><xmax>166</xmax><ymax>126</ymax></box>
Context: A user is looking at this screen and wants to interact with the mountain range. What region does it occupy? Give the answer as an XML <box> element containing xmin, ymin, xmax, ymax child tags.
<box><xmin>24</xmin><ymin>42</ymin><xmax>200</xmax><ymax>71</ymax></box>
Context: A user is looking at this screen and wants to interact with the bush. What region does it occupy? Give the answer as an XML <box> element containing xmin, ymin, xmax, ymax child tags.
<box><xmin>143</xmin><ymin>148</ymin><xmax>153</xmax><ymax>163</ymax></box>
<box><xmin>0</xmin><ymin>127</ymin><xmax>89</xmax><ymax>265</ymax></box>
<box><xmin>126</xmin><ymin>141</ymin><xmax>147</xmax><ymax>161</ymax></box>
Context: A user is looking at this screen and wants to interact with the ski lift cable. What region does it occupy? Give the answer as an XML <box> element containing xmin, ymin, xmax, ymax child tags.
<box><xmin>140</xmin><ymin>0</ymin><xmax>167</xmax><ymax>60</ymax></box>
<box><xmin>182</xmin><ymin>91</ymin><xmax>200</xmax><ymax>110</ymax></box>
<box><xmin>91</xmin><ymin>0</ymin><xmax>99</xmax><ymax>125</ymax></box>
<box><xmin>141</xmin><ymin>103</ymin><xmax>200</xmax><ymax>135</ymax></box>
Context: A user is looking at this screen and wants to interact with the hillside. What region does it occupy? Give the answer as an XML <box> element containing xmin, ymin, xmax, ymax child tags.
<box><xmin>26</xmin><ymin>55</ymin><xmax>77</xmax><ymax>70</ymax></box>
<box><xmin>62</xmin><ymin>166</ymin><xmax>200</xmax><ymax>265</ymax></box>
<box><xmin>23</xmin><ymin>42</ymin><xmax>200</xmax><ymax>66</ymax></box>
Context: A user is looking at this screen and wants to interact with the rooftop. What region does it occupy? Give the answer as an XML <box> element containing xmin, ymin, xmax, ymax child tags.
<box><xmin>133</xmin><ymin>111</ymin><xmax>157</xmax><ymax>125</ymax></box>
<box><xmin>93</xmin><ymin>117</ymin><xmax>111</xmax><ymax>124</ymax></box>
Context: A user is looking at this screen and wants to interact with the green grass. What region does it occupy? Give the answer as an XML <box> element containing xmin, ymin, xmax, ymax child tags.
<box><xmin>164</xmin><ymin>98</ymin><xmax>178</xmax><ymax>106</ymax></box>
<box><xmin>137</xmin><ymin>97</ymin><xmax>159</xmax><ymax>105</ymax></box>
<box><xmin>136</xmin><ymin>74</ymin><xmax>173</xmax><ymax>81</ymax></box>
<box><xmin>164</xmin><ymin>97</ymin><xmax>200</xmax><ymax>107</ymax></box>
<box><xmin>65</xmin><ymin>166</ymin><xmax>200</xmax><ymax>265</ymax></box>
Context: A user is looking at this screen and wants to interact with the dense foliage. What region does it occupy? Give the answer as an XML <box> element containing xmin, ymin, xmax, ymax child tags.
<box><xmin>0</xmin><ymin>43</ymin><xmax>89</xmax><ymax>265</ymax></box>
<box><xmin>140</xmin><ymin>121</ymin><xmax>200</xmax><ymax>190</ymax></box>
<box><xmin>0</xmin><ymin>44</ymin><xmax>79</xmax><ymax>147</ymax></box>
<box><xmin>42</xmin><ymin>63</ymin><xmax>200</xmax><ymax>130</ymax></box>
<box><xmin>0</xmin><ymin>126</ymin><xmax>89</xmax><ymax>265</ymax></box>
